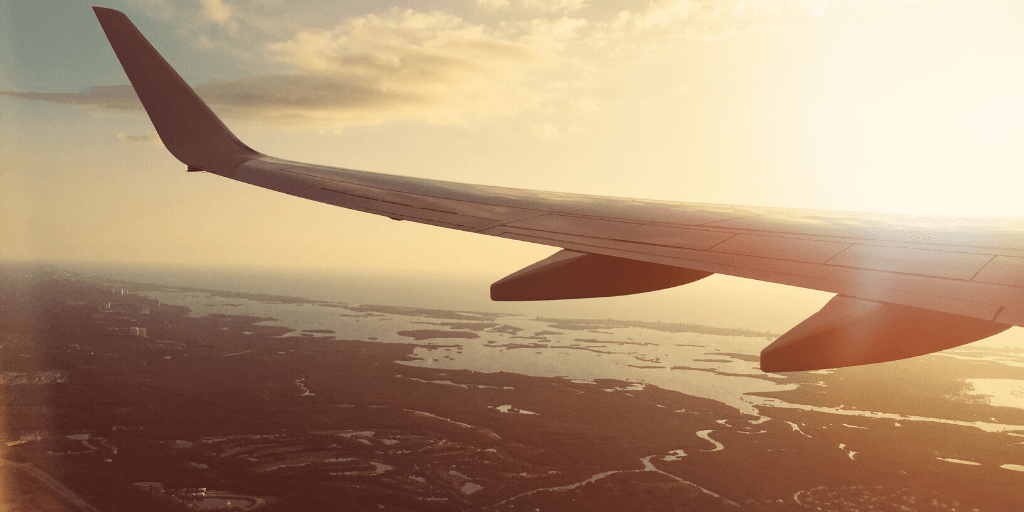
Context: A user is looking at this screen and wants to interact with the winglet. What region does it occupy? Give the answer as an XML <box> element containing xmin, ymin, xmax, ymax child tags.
<box><xmin>93</xmin><ymin>7</ymin><xmax>260</xmax><ymax>173</ymax></box>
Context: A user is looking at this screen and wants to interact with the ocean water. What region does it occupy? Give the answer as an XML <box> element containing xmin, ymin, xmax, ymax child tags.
<box><xmin>52</xmin><ymin>260</ymin><xmax>1024</xmax><ymax>425</ymax></box>
<box><xmin>140</xmin><ymin>286</ymin><xmax>791</xmax><ymax>415</ymax></box>
<box><xmin>109</xmin><ymin>268</ymin><xmax>1024</xmax><ymax>436</ymax></box>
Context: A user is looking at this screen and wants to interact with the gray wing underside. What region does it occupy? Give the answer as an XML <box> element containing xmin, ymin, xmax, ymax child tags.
<box><xmin>93</xmin><ymin>6</ymin><xmax>1023</xmax><ymax>372</ymax></box>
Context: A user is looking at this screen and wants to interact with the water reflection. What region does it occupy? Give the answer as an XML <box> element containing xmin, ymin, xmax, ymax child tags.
<box><xmin>141</xmin><ymin>290</ymin><xmax>793</xmax><ymax>415</ymax></box>
<box><xmin>963</xmin><ymin>378</ymin><xmax>1024</xmax><ymax>409</ymax></box>
<box><xmin>139</xmin><ymin>289</ymin><xmax>1024</xmax><ymax>433</ymax></box>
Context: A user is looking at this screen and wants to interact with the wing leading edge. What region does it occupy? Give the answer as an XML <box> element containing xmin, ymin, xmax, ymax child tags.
<box><xmin>93</xmin><ymin>7</ymin><xmax>1024</xmax><ymax>372</ymax></box>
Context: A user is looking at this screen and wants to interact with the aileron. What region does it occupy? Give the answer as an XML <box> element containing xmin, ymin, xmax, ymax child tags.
<box><xmin>710</xmin><ymin>235</ymin><xmax>851</xmax><ymax>264</ymax></box>
<box><xmin>826</xmin><ymin>245</ymin><xmax>994</xmax><ymax>280</ymax></box>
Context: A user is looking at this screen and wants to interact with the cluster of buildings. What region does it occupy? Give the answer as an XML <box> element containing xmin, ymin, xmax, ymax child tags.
<box><xmin>132</xmin><ymin>482</ymin><xmax>262</xmax><ymax>510</ymax></box>
<box><xmin>133</xmin><ymin>483</ymin><xmax>206</xmax><ymax>500</ymax></box>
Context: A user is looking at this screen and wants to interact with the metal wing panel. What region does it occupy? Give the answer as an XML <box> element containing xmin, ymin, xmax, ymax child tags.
<box><xmin>996</xmin><ymin>306</ymin><xmax>1024</xmax><ymax>326</ymax></box>
<box><xmin>503</xmin><ymin>215</ymin><xmax>736</xmax><ymax>250</ymax></box>
<box><xmin>492</xmin><ymin>228</ymin><xmax>1014</xmax><ymax>322</ymax></box>
<box><xmin>297</xmin><ymin>188</ymin><xmax>506</xmax><ymax>230</ymax></box>
<box><xmin>229</xmin><ymin>158</ymin><xmax>777</xmax><ymax>225</ymax></box>
<box><xmin>709</xmin><ymin>235</ymin><xmax>851</xmax><ymax>264</ymax></box>
<box><xmin>231</xmin><ymin>157</ymin><xmax>545</xmax><ymax>231</ymax></box>
<box><xmin>974</xmin><ymin>256</ymin><xmax>1024</xmax><ymax>288</ymax></box>
<box><xmin>826</xmin><ymin>245</ymin><xmax>994</xmax><ymax>280</ymax></box>
<box><xmin>705</xmin><ymin>212</ymin><xmax>1024</xmax><ymax>251</ymax></box>
<box><xmin>223</xmin><ymin>156</ymin><xmax>1024</xmax><ymax>327</ymax></box>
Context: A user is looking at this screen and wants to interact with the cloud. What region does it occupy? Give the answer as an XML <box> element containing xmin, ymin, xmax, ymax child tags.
<box><xmin>477</xmin><ymin>0</ymin><xmax>511</xmax><ymax>9</ymax></box>
<box><xmin>567</xmin><ymin>124</ymin><xmax>589</xmax><ymax>135</ymax></box>
<box><xmin>607</xmin><ymin>0</ymin><xmax>781</xmax><ymax>39</ymax></box>
<box><xmin>0</xmin><ymin>86</ymin><xmax>143</xmax><ymax>111</ymax></box>
<box><xmin>523</xmin><ymin>0</ymin><xmax>588</xmax><ymax>12</ymax></box>
<box><xmin>126</xmin><ymin>0</ymin><xmax>176</xmax><ymax>19</ymax></box>
<box><xmin>117</xmin><ymin>131</ymin><xmax>162</xmax><ymax>144</ymax></box>
<box><xmin>603</xmin><ymin>0</ymin><xmax>912</xmax><ymax>41</ymax></box>
<box><xmin>4</xmin><ymin>1</ymin><xmax>922</xmax><ymax>130</ymax></box>
<box><xmin>2</xmin><ymin>9</ymin><xmax>578</xmax><ymax>129</ymax></box>
<box><xmin>531</xmin><ymin>122</ymin><xmax>590</xmax><ymax>138</ymax></box>
<box><xmin>532</xmin><ymin>123</ymin><xmax>560</xmax><ymax>139</ymax></box>
<box><xmin>199</xmin><ymin>0</ymin><xmax>239</xmax><ymax>35</ymax></box>
<box><xmin>252</xmin><ymin>9</ymin><xmax>567</xmax><ymax>126</ymax></box>
<box><xmin>521</xmin><ymin>17</ymin><xmax>589</xmax><ymax>50</ymax></box>
<box><xmin>201</xmin><ymin>0</ymin><xmax>232</xmax><ymax>25</ymax></box>
<box><xmin>570</xmin><ymin>97</ymin><xmax>598</xmax><ymax>112</ymax></box>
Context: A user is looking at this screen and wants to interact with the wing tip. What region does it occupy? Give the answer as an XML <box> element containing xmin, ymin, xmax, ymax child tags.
<box><xmin>92</xmin><ymin>5</ymin><xmax>260</xmax><ymax>173</ymax></box>
<box><xmin>92</xmin><ymin>6</ymin><xmax>127</xmax><ymax>21</ymax></box>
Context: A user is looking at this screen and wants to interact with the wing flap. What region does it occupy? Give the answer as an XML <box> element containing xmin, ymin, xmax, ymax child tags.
<box><xmin>827</xmin><ymin>245</ymin><xmax>994</xmax><ymax>280</ymax></box>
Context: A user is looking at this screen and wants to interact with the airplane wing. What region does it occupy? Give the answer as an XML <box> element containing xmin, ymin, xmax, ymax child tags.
<box><xmin>93</xmin><ymin>7</ymin><xmax>1023</xmax><ymax>372</ymax></box>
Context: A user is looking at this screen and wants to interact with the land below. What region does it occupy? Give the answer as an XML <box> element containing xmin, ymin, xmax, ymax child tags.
<box><xmin>0</xmin><ymin>262</ymin><xmax>1021</xmax><ymax>511</ymax></box>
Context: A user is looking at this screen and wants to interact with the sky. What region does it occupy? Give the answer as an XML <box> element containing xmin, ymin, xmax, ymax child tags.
<box><xmin>4</xmin><ymin>0</ymin><xmax>1024</xmax><ymax>331</ymax></box>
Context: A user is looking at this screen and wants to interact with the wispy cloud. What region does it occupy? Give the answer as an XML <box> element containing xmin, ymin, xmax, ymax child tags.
<box><xmin>258</xmin><ymin>9</ymin><xmax>569</xmax><ymax>126</ymax></box>
<box><xmin>532</xmin><ymin>123</ymin><xmax>560</xmax><ymax>139</ymax></box>
<box><xmin>117</xmin><ymin>130</ymin><xmax>162</xmax><ymax>144</ymax></box>
<box><xmin>523</xmin><ymin>0</ymin><xmax>589</xmax><ymax>12</ymax></box>
<box><xmin>200</xmin><ymin>0</ymin><xmax>238</xmax><ymax>34</ymax></box>
<box><xmin>4</xmin><ymin>9</ymin><xmax>580</xmax><ymax>129</ymax></box>
<box><xmin>126</xmin><ymin>0</ymin><xmax>176</xmax><ymax>20</ymax></box>
<box><xmin>0</xmin><ymin>86</ymin><xmax>143</xmax><ymax>111</ymax></box>
<box><xmin>5</xmin><ymin>1</ymin><xmax>922</xmax><ymax>130</ymax></box>
<box><xmin>477</xmin><ymin>0</ymin><xmax>511</xmax><ymax>10</ymax></box>
<box><xmin>200</xmin><ymin>0</ymin><xmax>232</xmax><ymax>24</ymax></box>
<box><xmin>602</xmin><ymin>0</ymin><xmax>916</xmax><ymax>41</ymax></box>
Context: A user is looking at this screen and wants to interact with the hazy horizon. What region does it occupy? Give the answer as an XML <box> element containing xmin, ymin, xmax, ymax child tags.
<box><xmin>5</xmin><ymin>258</ymin><xmax>828</xmax><ymax>334</ymax></box>
<box><xmin>10</xmin><ymin>258</ymin><xmax>1024</xmax><ymax>353</ymax></box>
